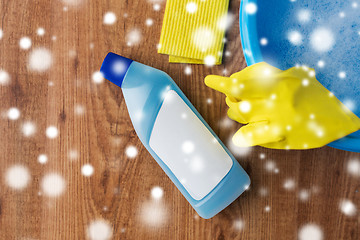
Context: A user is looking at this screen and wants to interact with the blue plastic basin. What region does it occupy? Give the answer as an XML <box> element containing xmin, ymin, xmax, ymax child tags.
<box><xmin>240</xmin><ymin>0</ymin><xmax>360</xmax><ymax>152</ymax></box>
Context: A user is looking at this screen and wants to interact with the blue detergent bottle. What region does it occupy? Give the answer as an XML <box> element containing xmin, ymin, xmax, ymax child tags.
<box><xmin>100</xmin><ymin>52</ymin><xmax>250</xmax><ymax>219</ymax></box>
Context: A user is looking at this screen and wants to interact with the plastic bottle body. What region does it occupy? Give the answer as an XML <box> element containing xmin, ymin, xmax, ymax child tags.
<box><xmin>101</xmin><ymin>53</ymin><xmax>250</xmax><ymax>218</ymax></box>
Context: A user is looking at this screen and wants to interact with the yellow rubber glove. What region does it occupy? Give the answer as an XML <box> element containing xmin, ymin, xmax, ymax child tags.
<box><xmin>205</xmin><ymin>63</ymin><xmax>360</xmax><ymax>149</ymax></box>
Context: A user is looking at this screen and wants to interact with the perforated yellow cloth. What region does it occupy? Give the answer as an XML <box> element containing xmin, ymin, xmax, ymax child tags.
<box><xmin>158</xmin><ymin>0</ymin><xmax>230</xmax><ymax>65</ymax></box>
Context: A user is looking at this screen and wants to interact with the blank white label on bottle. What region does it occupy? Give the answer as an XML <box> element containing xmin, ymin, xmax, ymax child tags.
<box><xmin>149</xmin><ymin>90</ymin><xmax>233</xmax><ymax>200</ymax></box>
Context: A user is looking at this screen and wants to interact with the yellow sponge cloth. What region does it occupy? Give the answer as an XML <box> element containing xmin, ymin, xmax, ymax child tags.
<box><xmin>158</xmin><ymin>0</ymin><xmax>230</xmax><ymax>65</ymax></box>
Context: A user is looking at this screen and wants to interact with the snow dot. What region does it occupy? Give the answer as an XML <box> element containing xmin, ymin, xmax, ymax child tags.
<box><xmin>338</xmin><ymin>71</ymin><xmax>346</xmax><ymax>79</ymax></box>
<box><xmin>68</xmin><ymin>149</ymin><xmax>79</xmax><ymax>161</ymax></box>
<box><xmin>151</xmin><ymin>186</ymin><xmax>164</xmax><ymax>200</ymax></box>
<box><xmin>112</xmin><ymin>61</ymin><xmax>127</xmax><ymax>76</ymax></box>
<box><xmin>186</xmin><ymin>2</ymin><xmax>198</xmax><ymax>13</ymax></box>
<box><xmin>302</xmin><ymin>65</ymin><xmax>310</xmax><ymax>71</ymax></box>
<box><xmin>258</xmin><ymin>187</ymin><xmax>268</xmax><ymax>197</ymax></box>
<box><xmin>145</xmin><ymin>18</ymin><xmax>153</xmax><ymax>26</ymax></box>
<box><xmin>298</xmin><ymin>224</ymin><xmax>323</xmax><ymax>240</ymax></box>
<box><xmin>46</xmin><ymin>126</ymin><xmax>58</xmax><ymax>139</ymax></box>
<box><xmin>7</xmin><ymin>107</ymin><xmax>20</xmax><ymax>120</ymax></box>
<box><xmin>299</xmin><ymin>189</ymin><xmax>310</xmax><ymax>201</ymax></box>
<box><xmin>74</xmin><ymin>104</ymin><xmax>85</xmax><ymax>115</ymax></box>
<box><xmin>92</xmin><ymin>71</ymin><xmax>104</xmax><ymax>84</ymax></box>
<box><xmin>265</xmin><ymin>160</ymin><xmax>276</xmax><ymax>172</ymax></box>
<box><xmin>259</xmin><ymin>153</ymin><xmax>266</xmax><ymax>159</ymax></box>
<box><xmin>217</xmin><ymin>13</ymin><xmax>234</xmax><ymax>31</ymax></box>
<box><xmin>37</xmin><ymin>27</ymin><xmax>45</xmax><ymax>36</ymax></box>
<box><xmin>204</xmin><ymin>55</ymin><xmax>216</xmax><ymax>67</ymax></box>
<box><xmin>302</xmin><ymin>78</ymin><xmax>309</xmax><ymax>86</ymax></box>
<box><xmin>38</xmin><ymin>154</ymin><xmax>48</xmax><ymax>164</ymax></box>
<box><xmin>207</xmin><ymin>98</ymin><xmax>212</xmax><ymax>104</ymax></box>
<box><xmin>263</xmin><ymin>68</ymin><xmax>272</xmax><ymax>76</ymax></box>
<box><xmin>5</xmin><ymin>165</ymin><xmax>31</xmax><ymax>190</ymax></box>
<box><xmin>28</xmin><ymin>48</ymin><xmax>53</xmax><ymax>72</ymax></box>
<box><xmin>68</xmin><ymin>50</ymin><xmax>77</xmax><ymax>58</ymax></box>
<box><xmin>103</xmin><ymin>12</ymin><xmax>117</xmax><ymax>25</ymax></box>
<box><xmin>245</xmin><ymin>3</ymin><xmax>257</xmax><ymax>15</ymax></box>
<box><xmin>0</xmin><ymin>69</ymin><xmax>10</xmax><ymax>85</ymax></box>
<box><xmin>192</xmin><ymin>27</ymin><xmax>215</xmax><ymax>52</ymax></box>
<box><xmin>347</xmin><ymin>159</ymin><xmax>360</xmax><ymax>177</ymax></box>
<box><xmin>0</xmin><ymin>29</ymin><xmax>3</xmax><ymax>39</ymax></box>
<box><xmin>239</xmin><ymin>101</ymin><xmax>251</xmax><ymax>113</ymax></box>
<box><xmin>190</xmin><ymin>156</ymin><xmax>204</xmax><ymax>173</ymax></box>
<box><xmin>297</xmin><ymin>9</ymin><xmax>311</xmax><ymax>23</ymax></box>
<box><xmin>260</xmin><ymin>38</ymin><xmax>268</xmax><ymax>46</ymax></box>
<box><xmin>283</xmin><ymin>179</ymin><xmax>296</xmax><ymax>190</ymax></box>
<box><xmin>81</xmin><ymin>164</ymin><xmax>94</xmax><ymax>177</ymax></box>
<box><xmin>153</xmin><ymin>4</ymin><xmax>161</xmax><ymax>11</ymax></box>
<box><xmin>343</xmin><ymin>99</ymin><xmax>356</xmax><ymax>112</ymax></box>
<box><xmin>308</xmin><ymin>70</ymin><xmax>315</xmax><ymax>77</ymax></box>
<box><xmin>353</xmin><ymin>2</ymin><xmax>358</xmax><ymax>8</ymax></box>
<box><xmin>61</xmin><ymin>0</ymin><xmax>83</xmax><ymax>6</ymax></box>
<box><xmin>317</xmin><ymin>60</ymin><xmax>325</xmax><ymax>68</ymax></box>
<box><xmin>41</xmin><ymin>173</ymin><xmax>66</xmax><ymax>197</ymax></box>
<box><xmin>184</xmin><ymin>66</ymin><xmax>192</xmax><ymax>75</ymax></box>
<box><xmin>339</xmin><ymin>199</ymin><xmax>357</xmax><ymax>216</ymax></box>
<box><xmin>233</xmin><ymin>219</ymin><xmax>245</xmax><ymax>230</ymax></box>
<box><xmin>125</xmin><ymin>145</ymin><xmax>138</xmax><ymax>158</ymax></box>
<box><xmin>19</xmin><ymin>37</ymin><xmax>32</xmax><ymax>50</ymax></box>
<box><xmin>126</xmin><ymin>29</ymin><xmax>142</xmax><ymax>46</ymax></box>
<box><xmin>310</xmin><ymin>27</ymin><xmax>335</xmax><ymax>53</ymax></box>
<box><xmin>140</xmin><ymin>201</ymin><xmax>167</xmax><ymax>227</ymax></box>
<box><xmin>182</xmin><ymin>141</ymin><xmax>195</xmax><ymax>154</ymax></box>
<box><xmin>22</xmin><ymin>121</ymin><xmax>36</xmax><ymax>137</ymax></box>
<box><xmin>264</xmin><ymin>206</ymin><xmax>271</xmax><ymax>212</ymax></box>
<box><xmin>287</xmin><ymin>30</ymin><xmax>303</xmax><ymax>46</ymax></box>
<box><xmin>87</xmin><ymin>219</ymin><xmax>113</xmax><ymax>240</ymax></box>
<box><xmin>339</xmin><ymin>12</ymin><xmax>345</xmax><ymax>18</ymax></box>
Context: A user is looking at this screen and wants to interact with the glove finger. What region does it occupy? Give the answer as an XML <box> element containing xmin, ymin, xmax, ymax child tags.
<box><xmin>205</xmin><ymin>63</ymin><xmax>283</xmax><ymax>100</ymax></box>
<box><xmin>226</xmin><ymin>97</ymin><xmax>268</xmax><ymax>124</ymax></box>
<box><xmin>231</xmin><ymin>62</ymin><xmax>283</xmax><ymax>98</ymax></box>
<box><xmin>205</xmin><ymin>75</ymin><xmax>243</xmax><ymax>98</ymax></box>
<box><xmin>231</xmin><ymin>62</ymin><xmax>282</xmax><ymax>80</ymax></box>
<box><xmin>232</xmin><ymin>121</ymin><xmax>284</xmax><ymax>147</ymax></box>
<box><xmin>227</xmin><ymin>108</ymin><xmax>247</xmax><ymax>124</ymax></box>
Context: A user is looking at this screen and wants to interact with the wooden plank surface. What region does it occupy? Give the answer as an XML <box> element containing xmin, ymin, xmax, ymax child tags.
<box><xmin>0</xmin><ymin>0</ymin><xmax>359</xmax><ymax>239</ymax></box>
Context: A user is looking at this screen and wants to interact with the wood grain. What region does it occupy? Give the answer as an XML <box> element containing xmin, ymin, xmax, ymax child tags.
<box><xmin>0</xmin><ymin>0</ymin><xmax>359</xmax><ymax>239</ymax></box>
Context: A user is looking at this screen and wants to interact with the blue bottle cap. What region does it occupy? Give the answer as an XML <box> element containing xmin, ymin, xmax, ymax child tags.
<box><xmin>100</xmin><ymin>52</ymin><xmax>133</xmax><ymax>88</ymax></box>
